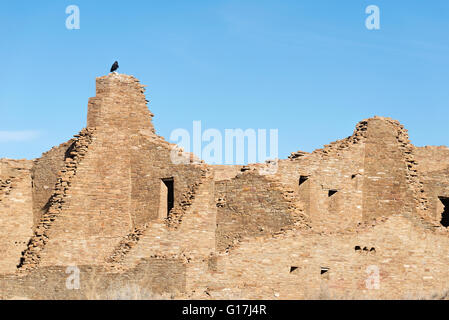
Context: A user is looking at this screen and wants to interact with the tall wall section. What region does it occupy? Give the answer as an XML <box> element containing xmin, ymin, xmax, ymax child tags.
<box><xmin>362</xmin><ymin>118</ymin><xmax>410</xmax><ymax>221</ymax></box>
<box><xmin>0</xmin><ymin>160</ymin><xmax>33</xmax><ymax>273</ymax></box>
<box><xmin>414</xmin><ymin>146</ymin><xmax>449</xmax><ymax>222</ymax></box>
<box><xmin>31</xmin><ymin>141</ymin><xmax>73</xmax><ymax>227</ymax></box>
<box><xmin>276</xmin><ymin>117</ymin><xmax>435</xmax><ymax>232</ymax></box>
<box><xmin>273</xmin><ymin>119</ymin><xmax>368</xmax><ymax>232</ymax></box>
<box><xmin>361</xmin><ymin>118</ymin><xmax>434</xmax><ymax>226</ymax></box>
<box><xmin>19</xmin><ymin>73</ymin><xmax>207</xmax><ymax>270</ymax></box>
<box><xmin>214</xmin><ymin>170</ymin><xmax>310</xmax><ymax>252</ymax></box>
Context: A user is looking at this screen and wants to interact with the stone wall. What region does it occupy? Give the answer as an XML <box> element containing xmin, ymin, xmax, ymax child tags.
<box><xmin>0</xmin><ymin>160</ymin><xmax>33</xmax><ymax>274</ymax></box>
<box><xmin>415</xmin><ymin>146</ymin><xmax>449</xmax><ymax>222</ymax></box>
<box><xmin>215</xmin><ymin>170</ymin><xmax>309</xmax><ymax>252</ymax></box>
<box><xmin>17</xmin><ymin>74</ymin><xmax>207</xmax><ymax>271</ymax></box>
<box><xmin>192</xmin><ymin>215</ymin><xmax>449</xmax><ymax>300</ymax></box>
<box><xmin>1</xmin><ymin>74</ymin><xmax>449</xmax><ymax>299</ymax></box>
<box><xmin>31</xmin><ymin>141</ymin><xmax>73</xmax><ymax>227</ymax></box>
<box><xmin>0</xmin><ymin>258</ymin><xmax>185</xmax><ymax>300</ymax></box>
<box><xmin>362</xmin><ymin>118</ymin><xmax>411</xmax><ymax>221</ymax></box>
<box><xmin>116</xmin><ymin>172</ymin><xmax>217</xmax><ymax>268</ymax></box>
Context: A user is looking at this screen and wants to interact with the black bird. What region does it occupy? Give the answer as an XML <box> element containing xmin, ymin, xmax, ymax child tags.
<box><xmin>110</xmin><ymin>61</ymin><xmax>119</xmax><ymax>73</ymax></box>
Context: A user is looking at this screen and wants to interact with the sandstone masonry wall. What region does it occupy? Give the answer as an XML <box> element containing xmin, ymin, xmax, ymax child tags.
<box><xmin>18</xmin><ymin>74</ymin><xmax>207</xmax><ymax>270</ymax></box>
<box><xmin>2</xmin><ymin>74</ymin><xmax>449</xmax><ymax>299</ymax></box>
<box><xmin>31</xmin><ymin>141</ymin><xmax>73</xmax><ymax>227</ymax></box>
<box><xmin>0</xmin><ymin>160</ymin><xmax>33</xmax><ymax>274</ymax></box>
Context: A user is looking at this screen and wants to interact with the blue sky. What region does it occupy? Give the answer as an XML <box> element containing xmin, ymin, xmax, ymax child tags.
<box><xmin>1</xmin><ymin>1</ymin><xmax>448</xmax><ymax>161</ymax></box>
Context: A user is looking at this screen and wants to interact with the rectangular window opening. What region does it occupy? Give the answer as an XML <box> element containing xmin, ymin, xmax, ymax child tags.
<box><xmin>320</xmin><ymin>267</ymin><xmax>329</xmax><ymax>275</ymax></box>
<box><xmin>299</xmin><ymin>175</ymin><xmax>309</xmax><ymax>186</ymax></box>
<box><xmin>162</xmin><ymin>177</ymin><xmax>174</xmax><ymax>216</ymax></box>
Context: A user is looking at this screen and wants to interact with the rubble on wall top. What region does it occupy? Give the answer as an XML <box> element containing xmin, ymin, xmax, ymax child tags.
<box><xmin>0</xmin><ymin>159</ymin><xmax>33</xmax><ymax>170</ymax></box>
<box><xmin>34</xmin><ymin>140</ymin><xmax>75</xmax><ymax>162</ymax></box>
<box><xmin>287</xmin><ymin>115</ymin><xmax>413</xmax><ymax>162</ymax></box>
<box><xmin>288</xmin><ymin>151</ymin><xmax>309</xmax><ymax>160</ymax></box>
<box><xmin>96</xmin><ymin>73</ymin><xmax>147</xmax><ymax>91</ymax></box>
<box><xmin>99</xmin><ymin>72</ymin><xmax>140</xmax><ymax>81</ymax></box>
<box><xmin>418</xmin><ymin>145</ymin><xmax>449</xmax><ymax>150</ymax></box>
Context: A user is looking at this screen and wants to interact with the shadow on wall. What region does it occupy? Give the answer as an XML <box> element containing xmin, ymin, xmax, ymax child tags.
<box><xmin>439</xmin><ymin>196</ymin><xmax>449</xmax><ymax>227</ymax></box>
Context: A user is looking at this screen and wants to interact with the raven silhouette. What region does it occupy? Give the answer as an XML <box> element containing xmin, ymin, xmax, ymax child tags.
<box><xmin>110</xmin><ymin>61</ymin><xmax>119</xmax><ymax>73</ymax></box>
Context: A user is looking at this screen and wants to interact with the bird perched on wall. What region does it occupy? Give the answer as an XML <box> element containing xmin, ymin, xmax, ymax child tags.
<box><xmin>110</xmin><ymin>61</ymin><xmax>119</xmax><ymax>73</ymax></box>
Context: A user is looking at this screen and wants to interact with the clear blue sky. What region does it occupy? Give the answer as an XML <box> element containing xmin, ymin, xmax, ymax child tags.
<box><xmin>1</xmin><ymin>1</ymin><xmax>448</xmax><ymax>161</ymax></box>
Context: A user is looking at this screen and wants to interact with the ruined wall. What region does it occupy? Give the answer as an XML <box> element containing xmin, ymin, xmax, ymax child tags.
<box><xmin>420</xmin><ymin>167</ymin><xmax>449</xmax><ymax>224</ymax></box>
<box><xmin>112</xmin><ymin>172</ymin><xmax>217</xmax><ymax>268</ymax></box>
<box><xmin>3</xmin><ymin>72</ymin><xmax>449</xmax><ymax>299</ymax></box>
<box><xmin>93</xmin><ymin>171</ymin><xmax>218</xmax><ymax>297</ymax></box>
<box><xmin>87</xmin><ymin>74</ymin><xmax>205</xmax><ymax>227</ymax></box>
<box><xmin>195</xmin><ymin>216</ymin><xmax>449</xmax><ymax>300</ymax></box>
<box><xmin>19</xmin><ymin>129</ymin><xmax>98</xmax><ymax>269</ymax></box>
<box><xmin>414</xmin><ymin>146</ymin><xmax>449</xmax><ymax>222</ymax></box>
<box><xmin>19</xmin><ymin>75</ymin><xmax>145</xmax><ymax>268</ymax></box>
<box><xmin>214</xmin><ymin>171</ymin><xmax>309</xmax><ymax>252</ymax></box>
<box><xmin>415</xmin><ymin>146</ymin><xmax>449</xmax><ymax>173</ymax></box>
<box><xmin>280</xmin><ymin>152</ymin><xmax>365</xmax><ymax>232</ymax></box>
<box><xmin>270</xmin><ymin>117</ymin><xmax>433</xmax><ymax>232</ymax></box>
<box><xmin>211</xmin><ymin>165</ymin><xmax>243</xmax><ymax>181</ymax></box>
<box><xmin>269</xmin><ymin>120</ymin><xmax>368</xmax><ymax>232</ymax></box>
<box><xmin>362</xmin><ymin>118</ymin><xmax>413</xmax><ymax>222</ymax></box>
<box><xmin>18</xmin><ymin>74</ymin><xmax>206</xmax><ymax>270</ymax></box>
<box><xmin>0</xmin><ymin>258</ymin><xmax>185</xmax><ymax>300</ymax></box>
<box><xmin>129</xmin><ymin>134</ymin><xmax>206</xmax><ymax>226</ymax></box>
<box><xmin>6</xmin><ymin>216</ymin><xmax>449</xmax><ymax>300</ymax></box>
<box><xmin>31</xmin><ymin>141</ymin><xmax>73</xmax><ymax>227</ymax></box>
<box><xmin>0</xmin><ymin>160</ymin><xmax>33</xmax><ymax>274</ymax></box>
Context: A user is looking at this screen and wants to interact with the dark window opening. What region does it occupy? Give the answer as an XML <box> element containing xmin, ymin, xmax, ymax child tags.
<box><xmin>439</xmin><ymin>197</ymin><xmax>449</xmax><ymax>227</ymax></box>
<box><xmin>328</xmin><ymin>189</ymin><xmax>338</xmax><ymax>197</ymax></box>
<box><xmin>320</xmin><ymin>267</ymin><xmax>329</xmax><ymax>275</ymax></box>
<box><xmin>299</xmin><ymin>176</ymin><xmax>309</xmax><ymax>186</ymax></box>
<box><xmin>162</xmin><ymin>178</ymin><xmax>174</xmax><ymax>216</ymax></box>
<box><xmin>290</xmin><ymin>266</ymin><xmax>298</xmax><ymax>273</ymax></box>
<box><xmin>351</xmin><ymin>174</ymin><xmax>357</xmax><ymax>179</ymax></box>
<box><xmin>355</xmin><ymin>246</ymin><xmax>376</xmax><ymax>254</ymax></box>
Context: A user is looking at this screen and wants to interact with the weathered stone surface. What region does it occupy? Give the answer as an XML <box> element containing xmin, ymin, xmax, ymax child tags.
<box><xmin>0</xmin><ymin>74</ymin><xmax>448</xmax><ymax>299</ymax></box>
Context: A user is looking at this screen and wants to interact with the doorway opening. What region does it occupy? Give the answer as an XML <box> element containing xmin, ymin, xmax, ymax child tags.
<box><xmin>162</xmin><ymin>178</ymin><xmax>174</xmax><ymax>216</ymax></box>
